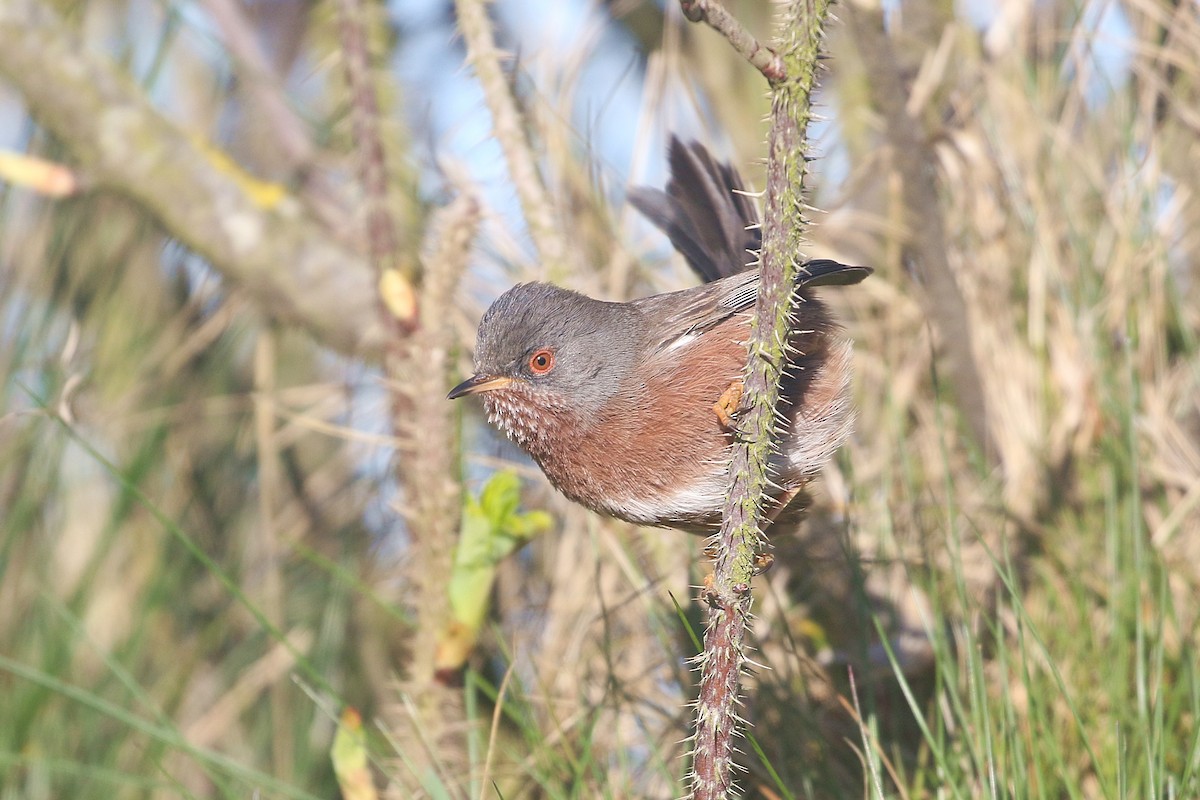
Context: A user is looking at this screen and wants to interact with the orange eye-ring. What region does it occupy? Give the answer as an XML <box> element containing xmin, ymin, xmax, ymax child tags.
<box><xmin>528</xmin><ymin>349</ymin><xmax>555</xmax><ymax>375</ymax></box>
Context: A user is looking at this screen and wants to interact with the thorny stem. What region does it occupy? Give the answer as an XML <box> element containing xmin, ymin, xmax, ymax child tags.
<box><xmin>337</xmin><ymin>0</ymin><xmax>481</xmax><ymax>786</ymax></box>
<box><xmin>409</xmin><ymin>191</ymin><xmax>480</xmax><ymax>688</ymax></box>
<box><xmin>687</xmin><ymin>1</ymin><xmax>831</xmax><ymax>798</ymax></box>
<box><xmin>388</xmin><ymin>193</ymin><xmax>480</xmax><ymax>794</ymax></box>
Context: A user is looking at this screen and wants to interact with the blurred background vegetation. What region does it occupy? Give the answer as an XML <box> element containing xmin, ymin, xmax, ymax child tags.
<box><xmin>1</xmin><ymin>0</ymin><xmax>1198</xmax><ymax>797</ymax></box>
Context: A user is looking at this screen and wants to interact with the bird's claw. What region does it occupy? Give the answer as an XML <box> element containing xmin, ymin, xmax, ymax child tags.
<box><xmin>701</xmin><ymin>571</ymin><xmax>720</xmax><ymax>607</ymax></box>
<box><xmin>713</xmin><ymin>379</ymin><xmax>744</xmax><ymax>430</ymax></box>
<box><xmin>752</xmin><ymin>551</ymin><xmax>775</xmax><ymax>575</ymax></box>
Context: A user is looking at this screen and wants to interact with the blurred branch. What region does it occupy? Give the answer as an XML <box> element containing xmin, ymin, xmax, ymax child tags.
<box><xmin>0</xmin><ymin>0</ymin><xmax>385</xmax><ymax>357</ymax></box>
<box><xmin>1146</xmin><ymin>0</ymin><xmax>1186</xmax><ymax>129</ymax></box>
<box><xmin>846</xmin><ymin>1</ymin><xmax>997</xmax><ymax>462</ymax></box>
<box><xmin>680</xmin><ymin>0</ymin><xmax>785</xmax><ymax>83</ymax></box>
<box><xmin>202</xmin><ymin>0</ymin><xmax>353</xmax><ymax>233</ymax></box>
<box><xmin>687</xmin><ymin>1</ymin><xmax>830</xmax><ymax>798</ymax></box>
<box><xmin>454</xmin><ymin>0</ymin><xmax>566</xmax><ymax>273</ymax></box>
<box><xmin>203</xmin><ymin>0</ymin><xmax>315</xmax><ymax>170</ymax></box>
<box><xmin>252</xmin><ymin>330</ymin><xmax>293</xmax><ymax>777</ymax></box>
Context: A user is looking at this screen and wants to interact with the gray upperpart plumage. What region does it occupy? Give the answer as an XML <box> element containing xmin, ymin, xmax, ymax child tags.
<box><xmin>473</xmin><ymin>282</ymin><xmax>647</xmax><ymax>414</ymax></box>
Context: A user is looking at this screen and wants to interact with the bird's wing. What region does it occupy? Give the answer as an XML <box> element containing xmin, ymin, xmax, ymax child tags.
<box><xmin>632</xmin><ymin>259</ymin><xmax>872</xmax><ymax>354</ymax></box>
<box><xmin>631</xmin><ymin>271</ymin><xmax>758</xmax><ymax>354</ymax></box>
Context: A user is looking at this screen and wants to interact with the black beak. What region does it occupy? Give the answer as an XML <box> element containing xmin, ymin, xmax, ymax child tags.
<box><xmin>447</xmin><ymin>374</ymin><xmax>514</xmax><ymax>400</ymax></box>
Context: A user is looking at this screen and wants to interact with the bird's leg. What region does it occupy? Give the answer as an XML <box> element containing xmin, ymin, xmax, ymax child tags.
<box><xmin>764</xmin><ymin>486</ymin><xmax>805</xmax><ymax>529</ymax></box>
<box><xmin>713</xmin><ymin>379</ymin><xmax>744</xmax><ymax>429</ymax></box>
<box><xmin>763</xmin><ymin>484</ymin><xmax>811</xmax><ymax>534</ymax></box>
<box><xmin>748</xmin><ymin>486</ymin><xmax>813</xmax><ymax>576</ymax></box>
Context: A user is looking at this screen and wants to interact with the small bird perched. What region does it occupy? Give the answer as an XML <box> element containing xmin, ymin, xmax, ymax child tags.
<box><xmin>449</xmin><ymin>138</ymin><xmax>870</xmax><ymax>531</ymax></box>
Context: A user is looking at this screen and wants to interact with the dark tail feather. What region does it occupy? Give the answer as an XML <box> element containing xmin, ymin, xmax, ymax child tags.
<box><xmin>628</xmin><ymin>137</ymin><xmax>762</xmax><ymax>283</ymax></box>
<box><xmin>797</xmin><ymin>258</ymin><xmax>872</xmax><ymax>288</ymax></box>
<box><xmin>630</xmin><ymin>137</ymin><xmax>873</xmax><ymax>288</ymax></box>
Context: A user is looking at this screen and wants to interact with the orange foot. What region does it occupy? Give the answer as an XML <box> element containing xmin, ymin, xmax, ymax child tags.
<box><xmin>753</xmin><ymin>551</ymin><xmax>775</xmax><ymax>575</ymax></box>
<box><xmin>713</xmin><ymin>379</ymin><xmax>744</xmax><ymax>430</ymax></box>
<box><xmin>701</xmin><ymin>570</ymin><xmax>720</xmax><ymax>607</ymax></box>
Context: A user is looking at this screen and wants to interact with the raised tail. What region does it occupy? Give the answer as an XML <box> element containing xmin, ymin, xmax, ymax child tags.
<box><xmin>629</xmin><ymin>137</ymin><xmax>871</xmax><ymax>288</ymax></box>
<box><xmin>627</xmin><ymin>137</ymin><xmax>761</xmax><ymax>283</ymax></box>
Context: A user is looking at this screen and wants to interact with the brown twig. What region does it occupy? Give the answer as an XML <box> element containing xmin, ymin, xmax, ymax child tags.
<box><xmin>690</xmin><ymin>1</ymin><xmax>831</xmax><ymax>798</ymax></box>
<box><xmin>680</xmin><ymin>0</ymin><xmax>787</xmax><ymax>84</ymax></box>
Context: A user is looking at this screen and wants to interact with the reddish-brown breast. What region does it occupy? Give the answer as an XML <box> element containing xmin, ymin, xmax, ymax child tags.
<box><xmin>527</xmin><ymin>315</ymin><xmax>748</xmax><ymax>527</ymax></box>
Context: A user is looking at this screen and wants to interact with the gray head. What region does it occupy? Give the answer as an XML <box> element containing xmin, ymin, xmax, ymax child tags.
<box><xmin>448</xmin><ymin>282</ymin><xmax>646</xmax><ymax>415</ymax></box>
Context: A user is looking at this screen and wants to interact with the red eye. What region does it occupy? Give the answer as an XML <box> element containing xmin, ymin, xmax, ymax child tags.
<box><xmin>528</xmin><ymin>349</ymin><xmax>555</xmax><ymax>375</ymax></box>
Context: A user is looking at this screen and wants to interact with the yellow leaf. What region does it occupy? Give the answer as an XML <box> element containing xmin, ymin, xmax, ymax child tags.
<box><xmin>332</xmin><ymin>707</ymin><xmax>378</xmax><ymax>800</ymax></box>
<box><xmin>379</xmin><ymin>269</ymin><xmax>417</xmax><ymax>323</ymax></box>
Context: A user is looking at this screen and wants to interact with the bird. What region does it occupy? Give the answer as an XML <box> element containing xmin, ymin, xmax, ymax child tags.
<box><xmin>449</xmin><ymin>138</ymin><xmax>870</xmax><ymax>532</ymax></box>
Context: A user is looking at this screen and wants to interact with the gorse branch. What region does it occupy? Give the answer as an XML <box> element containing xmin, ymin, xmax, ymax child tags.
<box><xmin>688</xmin><ymin>1</ymin><xmax>831</xmax><ymax>798</ymax></box>
<box><xmin>336</xmin><ymin>2</ymin><xmax>478</xmax><ymax>789</ymax></box>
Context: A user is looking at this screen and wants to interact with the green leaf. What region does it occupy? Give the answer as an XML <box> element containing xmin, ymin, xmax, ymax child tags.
<box><xmin>435</xmin><ymin>471</ymin><xmax>553</xmax><ymax>673</ymax></box>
